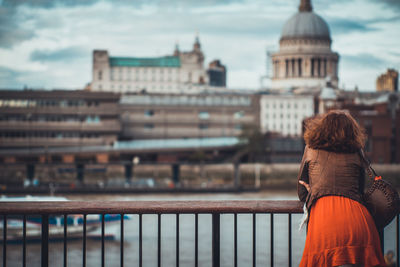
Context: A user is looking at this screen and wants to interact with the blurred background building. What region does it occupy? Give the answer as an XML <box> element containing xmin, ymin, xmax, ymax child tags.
<box><xmin>0</xmin><ymin>90</ymin><xmax>120</xmax><ymax>149</ymax></box>
<box><xmin>269</xmin><ymin>0</ymin><xmax>339</xmax><ymax>90</ymax></box>
<box><xmin>1</xmin><ymin>0</ymin><xmax>399</xmax><ymax>169</ymax></box>
<box><xmin>207</xmin><ymin>60</ymin><xmax>227</xmax><ymax>87</ymax></box>
<box><xmin>119</xmin><ymin>92</ymin><xmax>258</xmax><ymax>140</ymax></box>
<box><xmin>91</xmin><ymin>36</ymin><xmax>226</xmax><ymax>93</ymax></box>
<box><xmin>376</xmin><ymin>69</ymin><xmax>398</xmax><ymax>92</ymax></box>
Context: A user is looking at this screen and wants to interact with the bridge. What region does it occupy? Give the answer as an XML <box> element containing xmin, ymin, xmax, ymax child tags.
<box><xmin>0</xmin><ymin>137</ymin><xmax>246</xmax><ymax>186</ymax></box>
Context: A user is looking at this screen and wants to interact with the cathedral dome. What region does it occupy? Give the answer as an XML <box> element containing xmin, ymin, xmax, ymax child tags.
<box><xmin>280</xmin><ymin>0</ymin><xmax>331</xmax><ymax>41</ymax></box>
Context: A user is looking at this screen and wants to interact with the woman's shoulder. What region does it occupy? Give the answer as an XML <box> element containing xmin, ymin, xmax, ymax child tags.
<box><xmin>306</xmin><ymin>146</ymin><xmax>362</xmax><ymax>163</ymax></box>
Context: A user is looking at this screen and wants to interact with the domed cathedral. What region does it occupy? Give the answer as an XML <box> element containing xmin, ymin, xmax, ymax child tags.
<box><xmin>270</xmin><ymin>0</ymin><xmax>339</xmax><ymax>90</ymax></box>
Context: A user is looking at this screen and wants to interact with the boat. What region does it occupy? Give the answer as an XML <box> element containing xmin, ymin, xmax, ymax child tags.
<box><xmin>0</xmin><ymin>196</ymin><xmax>129</xmax><ymax>243</ymax></box>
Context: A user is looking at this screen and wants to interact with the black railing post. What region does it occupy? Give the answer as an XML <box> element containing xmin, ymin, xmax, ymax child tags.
<box><xmin>379</xmin><ymin>229</ymin><xmax>384</xmax><ymax>254</ymax></box>
<box><xmin>270</xmin><ymin>213</ymin><xmax>274</xmax><ymax>267</ymax></box>
<box><xmin>3</xmin><ymin>215</ymin><xmax>6</xmax><ymax>267</ymax></box>
<box><xmin>41</xmin><ymin>214</ymin><xmax>49</xmax><ymax>267</ymax></box>
<box><xmin>288</xmin><ymin>213</ymin><xmax>292</xmax><ymax>267</ymax></box>
<box><xmin>212</xmin><ymin>213</ymin><xmax>220</xmax><ymax>267</ymax></box>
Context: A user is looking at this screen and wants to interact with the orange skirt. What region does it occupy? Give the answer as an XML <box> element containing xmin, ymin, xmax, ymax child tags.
<box><xmin>299</xmin><ymin>196</ymin><xmax>386</xmax><ymax>267</ymax></box>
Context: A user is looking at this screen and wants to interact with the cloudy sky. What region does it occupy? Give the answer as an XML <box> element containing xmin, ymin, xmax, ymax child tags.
<box><xmin>0</xmin><ymin>0</ymin><xmax>399</xmax><ymax>91</ymax></box>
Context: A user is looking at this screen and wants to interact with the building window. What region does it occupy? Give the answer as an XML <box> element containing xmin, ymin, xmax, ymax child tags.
<box><xmin>86</xmin><ymin>116</ymin><xmax>100</xmax><ymax>124</ymax></box>
<box><xmin>199</xmin><ymin>123</ymin><xmax>208</xmax><ymax>130</ymax></box>
<box><xmin>98</xmin><ymin>71</ymin><xmax>102</xmax><ymax>80</ymax></box>
<box><xmin>285</xmin><ymin>59</ymin><xmax>289</xmax><ymax>77</ymax></box>
<box><xmin>144</xmin><ymin>123</ymin><xmax>154</xmax><ymax>129</ymax></box>
<box><xmin>311</xmin><ymin>58</ymin><xmax>315</xmax><ymax>77</ymax></box>
<box><xmin>233</xmin><ymin>111</ymin><xmax>244</xmax><ymax>119</ymax></box>
<box><xmin>198</xmin><ymin>111</ymin><xmax>210</xmax><ymax>120</ymax></box>
<box><xmin>298</xmin><ymin>58</ymin><xmax>302</xmax><ymax>77</ymax></box>
<box><xmin>317</xmin><ymin>58</ymin><xmax>321</xmax><ymax>77</ymax></box>
<box><xmin>291</xmin><ymin>59</ymin><xmax>295</xmax><ymax>77</ymax></box>
<box><xmin>234</xmin><ymin>124</ymin><xmax>242</xmax><ymax>130</ymax></box>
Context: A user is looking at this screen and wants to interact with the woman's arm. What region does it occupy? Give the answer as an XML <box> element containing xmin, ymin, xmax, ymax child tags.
<box><xmin>297</xmin><ymin>146</ymin><xmax>310</xmax><ymax>202</ymax></box>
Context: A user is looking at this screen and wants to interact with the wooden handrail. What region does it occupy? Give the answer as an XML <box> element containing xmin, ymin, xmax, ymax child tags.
<box><xmin>0</xmin><ymin>200</ymin><xmax>303</xmax><ymax>215</ymax></box>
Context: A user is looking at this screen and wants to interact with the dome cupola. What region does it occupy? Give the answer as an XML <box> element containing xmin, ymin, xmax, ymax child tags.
<box><xmin>280</xmin><ymin>0</ymin><xmax>331</xmax><ymax>42</ymax></box>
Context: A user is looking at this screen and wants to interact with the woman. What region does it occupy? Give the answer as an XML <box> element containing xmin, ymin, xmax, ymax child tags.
<box><xmin>297</xmin><ymin>110</ymin><xmax>386</xmax><ymax>267</ymax></box>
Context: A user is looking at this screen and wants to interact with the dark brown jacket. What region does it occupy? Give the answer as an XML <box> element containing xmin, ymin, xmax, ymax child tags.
<box><xmin>297</xmin><ymin>146</ymin><xmax>365</xmax><ymax>211</ymax></box>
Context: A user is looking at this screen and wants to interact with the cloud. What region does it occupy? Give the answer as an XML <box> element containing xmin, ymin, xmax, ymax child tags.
<box><xmin>0</xmin><ymin>6</ymin><xmax>35</xmax><ymax>48</ymax></box>
<box><xmin>327</xmin><ymin>18</ymin><xmax>375</xmax><ymax>34</ymax></box>
<box><xmin>341</xmin><ymin>53</ymin><xmax>386</xmax><ymax>68</ymax></box>
<box><xmin>1</xmin><ymin>0</ymin><xmax>98</xmax><ymax>9</ymax></box>
<box><xmin>369</xmin><ymin>0</ymin><xmax>400</xmax><ymax>11</ymax></box>
<box><xmin>0</xmin><ymin>66</ymin><xmax>25</xmax><ymax>89</ymax></box>
<box><xmin>30</xmin><ymin>47</ymin><xmax>88</xmax><ymax>62</ymax></box>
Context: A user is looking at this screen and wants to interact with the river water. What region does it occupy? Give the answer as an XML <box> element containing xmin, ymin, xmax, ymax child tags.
<box><xmin>2</xmin><ymin>191</ymin><xmax>398</xmax><ymax>266</ymax></box>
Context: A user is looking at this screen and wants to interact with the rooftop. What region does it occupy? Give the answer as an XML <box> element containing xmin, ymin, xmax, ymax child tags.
<box><xmin>109</xmin><ymin>56</ymin><xmax>181</xmax><ymax>68</ymax></box>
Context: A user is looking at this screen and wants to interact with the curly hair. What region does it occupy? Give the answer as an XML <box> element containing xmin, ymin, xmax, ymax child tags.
<box><xmin>303</xmin><ymin>110</ymin><xmax>366</xmax><ymax>153</ymax></box>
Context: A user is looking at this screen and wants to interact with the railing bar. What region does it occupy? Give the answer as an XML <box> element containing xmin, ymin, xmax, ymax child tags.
<box><xmin>253</xmin><ymin>213</ymin><xmax>256</xmax><ymax>267</ymax></box>
<box><xmin>63</xmin><ymin>214</ymin><xmax>67</xmax><ymax>267</ymax></box>
<box><xmin>176</xmin><ymin>214</ymin><xmax>179</xmax><ymax>267</ymax></box>
<box><xmin>83</xmin><ymin>214</ymin><xmax>86</xmax><ymax>267</ymax></box>
<box><xmin>101</xmin><ymin>214</ymin><xmax>105</xmax><ymax>267</ymax></box>
<box><xmin>270</xmin><ymin>213</ymin><xmax>274</xmax><ymax>267</ymax></box>
<box><xmin>139</xmin><ymin>214</ymin><xmax>142</xmax><ymax>267</ymax></box>
<box><xmin>158</xmin><ymin>214</ymin><xmax>161</xmax><ymax>267</ymax></box>
<box><xmin>379</xmin><ymin>228</ymin><xmax>384</xmax><ymax>254</ymax></box>
<box><xmin>195</xmin><ymin>213</ymin><xmax>198</xmax><ymax>267</ymax></box>
<box><xmin>234</xmin><ymin>213</ymin><xmax>237</xmax><ymax>267</ymax></box>
<box><xmin>288</xmin><ymin>213</ymin><xmax>292</xmax><ymax>267</ymax></box>
<box><xmin>41</xmin><ymin>214</ymin><xmax>49</xmax><ymax>267</ymax></box>
<box><xmin>397</xmin><ymin>214</ymin><xmax>399</xmax><ymax>267</ymax></box>
<box><xmin>121</xmin><ymin>214</ymin><xmax>124</xmax><ymax>267</ymax></box>
<box><xmin>23</xmin><ymin>215</ymin><xmax>26</xmax><ymax>267</ymax></box>
<box><xmin>212</xmin><ymin>213</ymin><xmax>220</xmax><ymax>267</ymax></box>
<box><xmin>3</xmin><ymin>215</ymin><xmax>6</xmax><ymax>267</ymax></box>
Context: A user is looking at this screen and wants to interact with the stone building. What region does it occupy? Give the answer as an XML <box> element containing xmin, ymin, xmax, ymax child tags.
<box><xmin>270</xmin><ymin>0</ymin><xmax>339</xmax><ymax>89</ymax></box>
<box><xmin>0</xmin><ymin>90</ymin><xmax>121</xmax><ymax>149</ymax></box>
<box><xmin>91</xmin><ymin>36</ymin><xmax>225</xmax><ymax>93</ymax></box>
<box><xmin>207</xmin><ymin>60</ymin><xmax>227</xmax><ymax>87</ymax></box>
<box><xmin>376</xmin><ymin>68</ymin><xmax>398</xmax><ymax>92</ymax></box>
<box><xmin>119</xmin><ymin>91</ymin><xmax>259</xmax><ymax>140</ymax></box>
<box><xmin>259</xmin><ymin>92</ymin><xmax>315</xmax><ymax>137</ymax></box>
<box><xmin>327</xmin><ymin>90</ymin><xmax>400</xmax><ymax>163</ymax></box>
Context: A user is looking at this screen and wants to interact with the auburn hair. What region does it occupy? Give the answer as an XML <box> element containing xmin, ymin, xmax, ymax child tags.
<box><xmin>303</xmin><ymin>110</ymin><xmax>366</xmax><ymax>153</ymax></box>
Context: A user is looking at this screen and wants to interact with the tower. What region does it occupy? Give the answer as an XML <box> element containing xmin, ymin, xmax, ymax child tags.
<box><xmin>270</xmin><ymin>0</ymin><xmax>339</xmax><ymax>90</ymax></box>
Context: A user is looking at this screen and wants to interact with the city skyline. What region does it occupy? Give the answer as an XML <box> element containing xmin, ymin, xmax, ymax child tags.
<box><xmin>0</xmin><ymin>0</ymin><xmax>399</xmax><ymax>91</ymax></box>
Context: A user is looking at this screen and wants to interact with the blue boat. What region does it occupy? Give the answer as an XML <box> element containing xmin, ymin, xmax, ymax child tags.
<box><xmin>0</xmin><ymin>196</ymin><xmax>130</xmax><ymax>243</ymax></box>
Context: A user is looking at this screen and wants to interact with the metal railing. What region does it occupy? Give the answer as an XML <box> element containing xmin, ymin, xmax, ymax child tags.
<box><xmin>0</xmin><ymin>201</ymin><xmax>398</xmax><ymax>267</ymax></box>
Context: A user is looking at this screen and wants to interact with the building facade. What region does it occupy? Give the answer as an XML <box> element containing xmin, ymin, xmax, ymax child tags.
<box><xmin>376</xmin><ymin>69</ymin><xmax>398</xmax><ymax>92</ymax></box>
<box><xmin>259</xmin><ymin>93</ymin><xmax>315</xmax><ymax>137</ymax></box>
<box><xmin>119</xmin><ymin>92</ymin><xmax>259</xmax><ymax>140</ymax></box>
<box><xmin>207</xmin><ymin>60</ymin><xmax>227</xmax><ymax>87</ymax></box>
<box><xmin>326</xmin><ymin>90</ymin><xmax>400</xmax><ymax>163</ymax></box>
<box><xmin>0</xmin><ymin>90</ymin><xmax>121</xmax><ymax>149</ymax></box>
<box><xmin>91</xmin><ymin>37</ymin><xmax>226</xmax><ymax>93</ymax></box>
<box><xmin>270</xmin><ymin>0</ymin><xmax>339</xmax><ymax>89</ymax></box>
